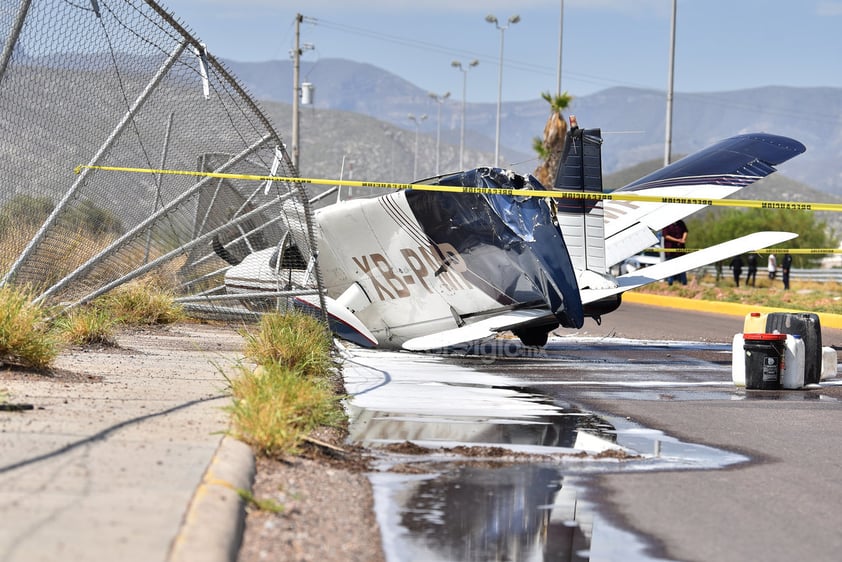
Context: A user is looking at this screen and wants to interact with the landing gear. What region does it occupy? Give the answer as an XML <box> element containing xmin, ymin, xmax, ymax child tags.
<box><xmin>513</xmin><ymin>327</ymin><xmax>550</xmax><ymax>347</ymax></box>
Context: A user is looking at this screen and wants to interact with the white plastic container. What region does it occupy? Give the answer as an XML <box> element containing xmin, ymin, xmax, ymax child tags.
<box><xmin>731</xmin><ymin>333</ymin><xmax>745</xmax><ymax>387</ymax></box>
<box><xmin>821</xmin><ymin>346</ymin><xmax>838</xmax><ymax>380</ymax></box>
<box><xmin>743</xmin><ymin>312</ymin><xmax>768</xmax><ymax>334</ymax></box>
<box><xmin>782</xmin><ymin>334</ymin><xmax>806</xmax><ymax>389</ymax></box>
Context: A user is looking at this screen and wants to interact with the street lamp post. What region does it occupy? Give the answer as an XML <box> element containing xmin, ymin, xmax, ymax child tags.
<box><xmin>664</xmin><ymin>0</ymin><xmax>677</xmax><ymax>167</ymax></box>
<box><xmin>557</xmin><ymin>0</ymin><xmax>564</xmax><ymax>96</ymax></box>
<box><xmin>451</xmin><ymin>59</ymin><xmax>478</xmax><ymax>170</ymax></box>
<box><xmin>407</xmin><ymin>113</ymin><xmax>427</xmax><ymax>179</ymax></box>
<box><xmin>428</xmin><ymin>91</ymin><xmax>450</xmax><ymax>176</ymax></box>
<box><xmin>485</xmin><ymin>13</ymin><xmax>519</xmax><ymax>168</ymax></box>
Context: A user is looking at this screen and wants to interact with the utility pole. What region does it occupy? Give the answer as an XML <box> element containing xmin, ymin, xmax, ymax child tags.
<box><xmin>290</xmin><ymin>14</ymin><xmax>315</xmax><ymax>172</ymax></box>
<box><xmin>291</xmin><ymin>13</ymin><xmax>302</xmax><ymax>171</ymax></box>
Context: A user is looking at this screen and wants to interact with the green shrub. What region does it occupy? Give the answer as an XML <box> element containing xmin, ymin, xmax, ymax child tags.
<box><xmin>230</xmin><ymin>310</ymin><xmax>340</xmax><ymax>455</ymax></box>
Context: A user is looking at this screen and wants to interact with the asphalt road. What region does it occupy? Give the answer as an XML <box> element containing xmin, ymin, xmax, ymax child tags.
<box><xmin>557</xmin><ymin>301</ymin><xmax>842</xmax><ymax>346</ymax></box>
<box><xmin>527</xmin><ymin>303</ymin><xmax>842</xmax><ymax>561</ymax></box>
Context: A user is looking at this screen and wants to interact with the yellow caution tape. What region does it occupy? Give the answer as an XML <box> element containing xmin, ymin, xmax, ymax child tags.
<box><xmin>653</xmin><ymin>248</ymin><xmax>842</xmax><ymax>255</ymax></box>
<box><xmin>73</xmin><ymin>164</ymin><xmax>842</xmax><ymax>213</ymax></box>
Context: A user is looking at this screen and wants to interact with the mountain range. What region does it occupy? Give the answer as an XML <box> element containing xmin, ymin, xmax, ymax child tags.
<box><xmin>225</xmin><ymin>57</ymin><xmax>842</xmax><ymax>199</ymax></box>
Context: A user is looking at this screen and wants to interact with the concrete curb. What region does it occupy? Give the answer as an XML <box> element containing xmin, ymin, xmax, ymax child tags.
<box><xmin>623</xmin><ymin>291</ymin><xmax>842</xmax><ymax>329</ymax></box>
<box><xmin>169</xmin><ymin>436</ymin><xmax>256</xmax><ymax>562</ymax></box>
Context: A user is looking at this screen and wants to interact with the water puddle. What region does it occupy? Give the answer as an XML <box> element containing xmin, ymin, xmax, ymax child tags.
<box><xmin>372</xmin><ymin>465</ymin><xmax>682</xmax><ymax>561</ymax></box>
<box><xmin>351</xmin><ymin>384</ymin><xmax>745</xmax><ymax>561</ymax></box>
<box><xmin>348</xmin><ymin>402</ymin><xmax>617</xmax><ymax>452</ymax></box>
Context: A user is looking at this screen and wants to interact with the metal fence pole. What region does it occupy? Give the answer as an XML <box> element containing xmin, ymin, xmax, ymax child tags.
<box><xmin>0</xmin><ymin>0</ymin><xmax>32</xmax><ymax>84</ymax></box>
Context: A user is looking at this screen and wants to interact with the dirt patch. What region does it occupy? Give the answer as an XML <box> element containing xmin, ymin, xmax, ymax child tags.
<box><xmin>237</xmin><ymin>432</ymin><xmax>384</xmax><ymax>562</ymax></box>
<box><xmin>380</xmin><ymin>440</ymin><xmax>431</xmax><ymax>455</ymax></box>
<box><xmin>374</xmin><ymin>441</ymin><xmax>642</xmax><ymax>475</ymax></box>
<box><xmin>0</xmin><ymin>365</ymin><xmax>103</xmax><ymax>384</ymax></box>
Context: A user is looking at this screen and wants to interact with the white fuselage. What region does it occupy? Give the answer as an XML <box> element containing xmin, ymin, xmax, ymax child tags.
<box><xmin>315</xmin><ymin>192</ymin><xmax>503</xmax><ymax>346</ymax></box>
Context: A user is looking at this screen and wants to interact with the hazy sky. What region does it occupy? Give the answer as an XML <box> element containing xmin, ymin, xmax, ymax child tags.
<box><xmin>160</xmin><ymin>0</ymin><xmax>842</xmax><ymax>103</ymax></box>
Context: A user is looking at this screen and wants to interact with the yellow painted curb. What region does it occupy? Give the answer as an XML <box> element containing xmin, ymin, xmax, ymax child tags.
<box><xmin>623</xmin><ymin>291</ymin><xmax>842</xmax><ymax>330</ymax></box>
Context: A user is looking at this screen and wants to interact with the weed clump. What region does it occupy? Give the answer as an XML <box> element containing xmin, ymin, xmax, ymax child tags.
<box><xmin>97</xmin><ymin>280</ymin><xmax>184</xmax><ymax>326</ymax></box>
<box><xmin>54</xmin><ymin>307</ymin><xmax>118</xmax><ymax>346</ymax></box>
<box><xmin>230</xmin><ymin>311</ymin><xmax>341</xmax><ymax>456</ymax></box>
<box><xmin>0</xmin><ymin>286</ymin><xmax>57</xmax><ymax>369</ymax></box>
<box><xmin>227</xmin><ymin>361</ymin><xmax>342</xmax><ymax>456</ymax></box>
<box><xmin>241</xmin><ymin>311</ymin><xmax>333</xmax><ymax>377</ymax></box>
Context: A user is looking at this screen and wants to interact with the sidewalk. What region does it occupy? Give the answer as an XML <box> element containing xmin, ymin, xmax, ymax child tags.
<box><xmin>0</xmin><ymin>324</ymin><xmax>253</xmax><ymax>562</ymax></box>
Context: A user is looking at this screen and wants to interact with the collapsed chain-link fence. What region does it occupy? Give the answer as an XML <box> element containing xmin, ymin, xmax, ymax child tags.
<box><xmin>0</xmin><ymin>0</ymin><xmax>326</xmax><ymax>323</ymax></box>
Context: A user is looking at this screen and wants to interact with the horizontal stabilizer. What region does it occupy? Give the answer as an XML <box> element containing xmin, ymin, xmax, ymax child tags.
<box><xmin>402</xmin><ymin>309</ymin><xmax>552</xmax><ymax>351</ymax></box>
<box><xmin>604</xmin><ymin>133</ymin><xmax>806</xmax><ymax>266</ymax></box>
<box><xmin>582</xmin><ymin>231</ymin><xmax>797</xmax><ymax>304</ymax></box>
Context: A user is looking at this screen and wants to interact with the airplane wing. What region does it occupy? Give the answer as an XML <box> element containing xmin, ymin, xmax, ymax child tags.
<box><xmin>603</xmin><ymin>133</ymin><xmax>806</xmax><ymax>267</ymax></box>
<box><xmin>401</xmin><ymin>309</ymin><xmax>551</xmax><ymax>351</ymax></box>
<box><xmin>581</xmin><ymin>230</ymin><xmax>797</xmax><ymax>304</ymax></box>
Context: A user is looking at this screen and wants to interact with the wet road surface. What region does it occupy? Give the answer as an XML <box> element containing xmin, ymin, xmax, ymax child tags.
<box><xmin>345</xmin><ymin>302</ymin><xmax>842</xmax><ymax>561</ymax></box>
<box><xmin>539</xmin><ymin>303</ymin><xmax>842</xmax><ymax>561</ymax></box>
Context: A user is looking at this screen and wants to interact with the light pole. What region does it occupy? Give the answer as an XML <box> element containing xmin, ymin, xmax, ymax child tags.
<box><xmin>664</xmin><ymin>0</ymin><xmax>677</xmax><ymax>167</ymax></box>
<box><xmin>451</xmin><ymin>59</ymin><xmax>478</xmax><ymax>170</ymax></box>
<box><xmin>428</xmin><ymin>91</ymin><xmax>450</xmax><ymax>176</ymax></box>
<box><xmin>557</xmin><ymin>0</ymin><xmax>564</xmax><ymax>96</ymax></box>
<box><xmin>407</xmin><ymin>113</ymin><xmax>427</xmax><ymax>179</ymax></box>
<box><xmin>485</xmin><ymin>13</ymin><xmax>519</xmax><ymax>168</ymax></box>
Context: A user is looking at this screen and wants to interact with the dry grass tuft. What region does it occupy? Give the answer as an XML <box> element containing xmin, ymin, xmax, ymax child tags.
<box><xmin>0</xmin><ymin>286</ymin><xmax>58</xmax><ymax>369</ymax></box>
<box><xmin>229</xmin><ymin>311</ymin><xmax>341</xmax><ymax>457</ymax></box>
<box><xmin>227</xmin><ymin>361</ymin><xmax>342</xmax><ymax>456</ymax></box>
<box><xmin>241</xmin><ymin>311</ymin><xmax>333</xmax><ymax>378</ymax></box>
<box><xmin>97</xmin><ymin>280</ymin><xmax>184</xmax><ymax>326</ymax></box>
<box><xmin>55</xmin><ymin>307</ymin><xmax>118</xmax><ymax>346</ymax></box>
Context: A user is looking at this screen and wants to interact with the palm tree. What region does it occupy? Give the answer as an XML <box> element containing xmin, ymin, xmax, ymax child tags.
<box><xmin>532</xmin><ymin>91</ymin><xmax>572</xmax><ymax>187</ymax></box>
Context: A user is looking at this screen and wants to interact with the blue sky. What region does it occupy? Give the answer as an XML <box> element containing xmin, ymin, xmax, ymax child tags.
<box><xmin>161</xmin><ymin>0</ymin><xmax>842</xmax><ymax>103</ymax></box>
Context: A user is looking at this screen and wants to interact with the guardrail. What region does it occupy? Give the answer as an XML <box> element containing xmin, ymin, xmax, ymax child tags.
<box><xmin>699</xmin><ymin>267</ymin><xmax>842</xmax><ymax>282</ymax></box>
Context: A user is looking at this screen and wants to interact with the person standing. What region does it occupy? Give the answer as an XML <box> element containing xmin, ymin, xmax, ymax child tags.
<box><xmin>746</xmin><ymin>253</ymin><xmax>758</xmax><ymax>286</ymax></box>
<box><xmin>730</xmin><ymin>254</ymin><xmax>744</xmax><ymax>287</ymax></box>
<box><xmin>782</xmin><ymin>253</ymin><xmax>793</xmax><ymax>290</ymax></box>
<box><xmin>662</xmin><ymin>220</ymin><xmax>688</xmax><ymax>285</ymax></box>
<box><xmin>767</xmin><ymin>253</ymin><xmax>777</xmax><ymax>279</ymax></box>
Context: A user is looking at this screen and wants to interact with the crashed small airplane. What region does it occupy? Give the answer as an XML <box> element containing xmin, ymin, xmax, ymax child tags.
<box><xmin>223</xmin><ymin>118</ymin><xmax>805</xmax><ymax>350</ymax></box>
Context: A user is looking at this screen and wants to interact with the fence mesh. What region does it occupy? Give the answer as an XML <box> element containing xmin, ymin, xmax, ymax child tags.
<box><xmin>0</xmin><ymin>0</ymin><xmax>325</xmax><ymax>322</ymax></box>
